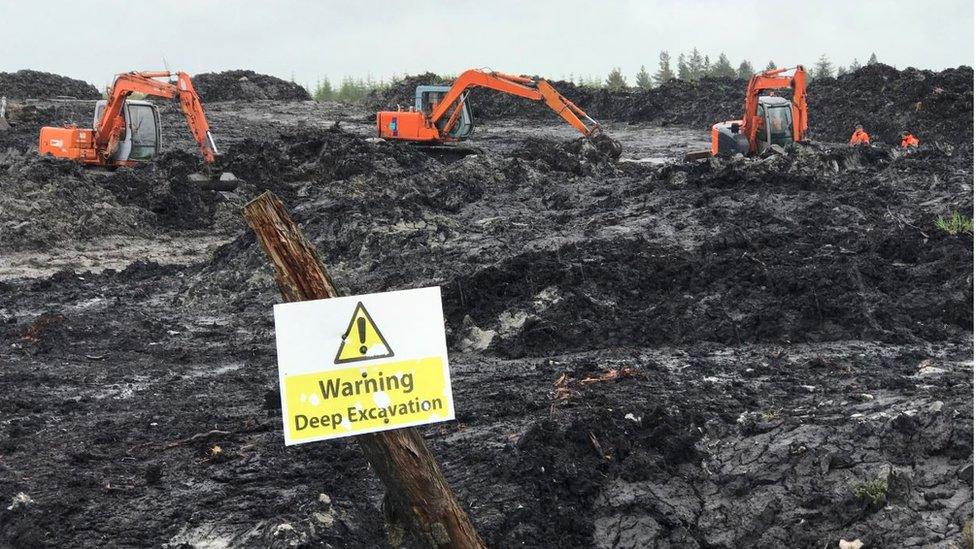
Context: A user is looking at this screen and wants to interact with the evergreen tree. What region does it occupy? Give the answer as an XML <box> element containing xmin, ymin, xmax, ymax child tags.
<box><xmin>635</xmin><ymin>65</ymin><xmax>653</xmax><ymax>89</ymax></box>
<box><xmin>836</xmin><ymin>66</ymin><xmax>848</xmax><ymax>77</ymax></box>
<box><xmin>868</xmin><ymin>52</ymin><xmax>879</xmax><ymax>65</ymax></box>
<box><xmin>712</xmin><ymin>53</ymin><xmax>736</xmax><ymax>78</ymax></box>
<box><xmin>688</xmin><ymin>48</ymin><xmax>704</xmax><ymax>80</ymax></box>
<box><xmin>736</xmin><ymin>60</ymin><xmax>755</xmax><ymax>79</ymax></box>
<box><xmin>765</xmin><ymin>60</ymin><xmax>777</xmax><ymax>71</ymax></box>
<box><xmin>653</xmin><ymin>51</ymin><xmax>675</xmax><ymax>86</ymax></box>
<box><xmin>702</xmin><ymin>55</ymin><xmax>712</xmax><ymax>77</ymax></box>
<box><xmin>313</xmin><ymin>76</ymin><xmax>334</xmax><ymax>101</ymax></box>
<box><xmin>677</xmin><ymin>53</ymin><xmax>691</xmax><ymax>81</ymax></box>
<box><xmin>813</xmin><ymin>54</ymin><xmax>834</xmax><ymax>79</ymax></box>
<box><xmin>337</xmin><ymin>76</ymin><xmax>358</xmax><ymax>102</ymax></box>
<box><xmin>605</xmin><ymin>67</ymin><xmax>627</xmax><ymax>90</ymax></box>
<box><xmin>850</xmin><ymin>58</ymin><xmax>862</xmax><ymax>72</ymax></box>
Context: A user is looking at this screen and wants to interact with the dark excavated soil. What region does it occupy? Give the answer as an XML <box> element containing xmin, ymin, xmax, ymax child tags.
<box><xmin>192</xmin><ymin>70</ymin><xmax>311</xmax><ymax>102</ymax></box>
<box><xmin>0</xmin><ymin>65</ymin><xmax>973</xmax><ymax>548</ymax></box>
<box><xmin>808</xmin><ymin>64</ymin><xmax>975</xmax><ymax>146</ymax></box>
<box><xmin>0</xmin><ymin>70</ymin><xmax>100</xmax><ymax>100</ymax></box>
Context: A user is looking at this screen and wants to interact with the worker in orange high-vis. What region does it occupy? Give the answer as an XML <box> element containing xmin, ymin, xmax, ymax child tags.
<box><xmin>900</xmin><ymin>131</ymin><xmax>920</xmax><ymax>148</ymax></box>
<box><xmin>849</xmin><ymin>124</ymin><xmax>870</xmax><ymax>146</ymax></box>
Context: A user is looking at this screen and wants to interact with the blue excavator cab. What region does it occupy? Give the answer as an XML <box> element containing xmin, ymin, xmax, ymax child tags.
<box><xmin>414</xmin><ymin>85</ymin><xmax>473</xmax><ymax>139</ymax></box>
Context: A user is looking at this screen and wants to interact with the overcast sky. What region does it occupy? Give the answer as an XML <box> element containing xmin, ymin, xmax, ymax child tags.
<box><xmin>3</xmin><ymin>0</ymin><xmax>973</xmax><ymax>90</ymax></box>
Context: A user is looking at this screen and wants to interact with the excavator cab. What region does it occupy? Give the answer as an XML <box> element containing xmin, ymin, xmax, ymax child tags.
<box><xmin>93</xmin><ymin>99</ymin><xmax>161</xmax><ymax>163</ymax></box>
<box><xmin>703</xmin><ymin>66</ymin><xmax>808</xmax><ymax>159</ymax></box>
<box><xmin>415</xmin><ymin>85</ymin><xmax>473</xmax><ymax>139</ymax></box>
<box><xmin>711</xmin><ymin>95</ymin><xmax>798</xmax><ymax>156</ymax></box>
<box><xmin>753</xmin><ymin>96</ymin><xmax>794</xmax><ymax>152</ymax></box>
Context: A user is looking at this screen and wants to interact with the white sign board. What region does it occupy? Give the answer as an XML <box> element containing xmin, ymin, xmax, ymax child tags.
<box><xmin>273</xmin><ymin>286</ymin><xmax>454</xmax><ymax>445</ymax></box>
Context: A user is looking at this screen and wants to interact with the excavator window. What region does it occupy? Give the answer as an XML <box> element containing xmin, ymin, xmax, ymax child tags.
<box><xmin>416</xmin><ymin>86</ymin><xmax>473</xmax><ymax>139</ymax></box>
<box><xmin>128</xmin><ymin>104</ymin><xmax>159</xmax><ymax>161</ymax></box>
<box><xmin>755</xmin><ymin>104</ymin><xmax>793</xmax><ymax>148</ymax></box>
<box><xmin>754</xmin><ymin>116</ymin><xmax>766</xmax><ymax>142</ymax></box>
<box><xmin>765</xmin><ymin>105</ymin><xmax>793</xmax><ymax>146</ymax></box>
<box><xmin>92</xmin><ymin>101</ymin><xmax>160</xmax><ymax>162</ymax></box>
<box><xmin>94</xmin><ymin>103</ymin><xmax>107</xmax><ymax>127</ymax></box>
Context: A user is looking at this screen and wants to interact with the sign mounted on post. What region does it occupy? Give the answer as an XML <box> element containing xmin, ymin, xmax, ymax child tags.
<box><xmin>273</xmin><ymin>286</ymin><xmax>454</xmax><ymax>445</ymax></box>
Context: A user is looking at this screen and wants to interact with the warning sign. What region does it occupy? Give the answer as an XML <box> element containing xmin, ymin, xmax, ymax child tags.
<box><xmin>334</xmin><ymin>302</ymin><xmax>394</xmax><ymax>363</ymax></box>
<box><xmin>273</xmin><ymin>287</ymin><xmax>454</xmax><ymax>445</ymax></box>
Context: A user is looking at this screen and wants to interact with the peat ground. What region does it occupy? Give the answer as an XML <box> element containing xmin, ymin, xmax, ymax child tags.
<box><xmin>0</xmin><ymin>66</ymin><xmax>972</xmax><ymax>548</ymax></box>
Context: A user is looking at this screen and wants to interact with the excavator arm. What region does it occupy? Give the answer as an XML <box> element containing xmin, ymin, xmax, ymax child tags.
<box><xmin>95</xmin><ymin>71</ymin><xmax>217</xmax><ymax>163</ymax></box>
<box><xmin>377</xmin><ymin>69</ymin><xmax>601</xmax><ymax>143</ymax></box>
<box><xmin>536</xmin><ymin>80</ymin><xmax>599</xmax><ymax>136</ymax></box>
<box><xmin>430</xmin><ymin>69</ymin><xmax>600</xmax><ymax>138</ymax></box>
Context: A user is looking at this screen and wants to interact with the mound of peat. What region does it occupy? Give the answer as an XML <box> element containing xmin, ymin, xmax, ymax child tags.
<box><xmin>808</xmin><ymin>64</ymin><xmax>974</xmax><ymax>146</ymax></box>
<box><xmin>0</xmin><ymin>148</ymin><xmax>231</xmax><ymax>250</ymax></box>
<box><xmin>192</xmin><ymin>70</ymin><xmax>311</xmax><ymax>102</ymax></box>
<box><xmin>184</xmin><ymin>130</ymin><xmax>973</xmax><ymax>361</ymax></box>
<box><xmin>0</xmin><ymin>70</ymin><xmax>100</xmax><ymax>99</ymax></box>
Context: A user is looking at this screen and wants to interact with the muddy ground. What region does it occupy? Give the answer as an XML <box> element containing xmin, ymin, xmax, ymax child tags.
<box><xmin>0</xmin><ymin>66</ymin><xmax>973</xmax><ymax>548</ymax></box>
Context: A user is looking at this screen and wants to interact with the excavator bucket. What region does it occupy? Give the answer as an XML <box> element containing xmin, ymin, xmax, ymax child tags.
<box><xmin>187</xmin><ymin>170</ymin><xmax>240</xmax><ymax>192</ymax></box>
<box><xmin>590</xmin><ymin>132</ymin><xmax>622</xmax><ymax>159</ymax></box>
<box><xmin>186</xmin><ymin>129</ymin><xmax>240</xmax><ymax>191</ymax></box>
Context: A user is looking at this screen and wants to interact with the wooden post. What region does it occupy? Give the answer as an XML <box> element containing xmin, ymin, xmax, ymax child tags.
<box><xmin>243</xmin><ymin>192</ymin><xmax>485</xmax><ymax>549</ymax></box>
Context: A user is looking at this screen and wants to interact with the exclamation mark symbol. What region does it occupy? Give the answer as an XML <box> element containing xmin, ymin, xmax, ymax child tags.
<box><xmin>357</xmin><ymin>317</ymin><xmax>367</xmax><ymax>355</ymax></box>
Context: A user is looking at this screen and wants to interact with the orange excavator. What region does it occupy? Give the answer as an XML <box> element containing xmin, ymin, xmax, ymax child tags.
<box><xmin>376</xmin><ymin>69</ymin><xmax>620</xmax><ymax>156</ymax></box>
<box><xmin>710</xmin><ymin>65</ymin><xmax>808</xmax><ymax>156</ymax></box>
<box><xmin>38</xmin><ymin>71</ymin><xmax>236</xmax><ymax>187</ymax></box>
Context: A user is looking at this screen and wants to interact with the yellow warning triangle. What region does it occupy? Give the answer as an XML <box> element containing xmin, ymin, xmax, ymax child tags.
<box><xmin>334</xmin><ymin>302</ymin><xmax>394</xmax><ymax>364</ymax></box>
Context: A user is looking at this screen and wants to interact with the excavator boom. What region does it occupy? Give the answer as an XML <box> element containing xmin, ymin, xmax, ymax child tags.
<box><xmin>93</xmin><ymin>71</ymin><xmax>216</xmax><ymax>164</ymax></box>
<box><xmin>376</xmin><ymin>69</ymin><xmax>602</xmax><ymax>143</ymax></box>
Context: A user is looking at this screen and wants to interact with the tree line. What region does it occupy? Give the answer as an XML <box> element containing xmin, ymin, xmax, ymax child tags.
<box><xmin>814</xmin><ymin>52</ymin><xmax>881</xmax><ymax>79</ymax></box>
<box><xmin>311</xmin><ymin>75</ymin><xmax>393</xmax><ymax>102</ymax></box>
<box><xmin>308</xmin><ymin>51</ymin><xmax>883</xmax><ymax>101</ymax></box>
<box><xmin>603</xmin><ymin>50</ymin><xmax>883</xmax><ymax>91</ymax></box>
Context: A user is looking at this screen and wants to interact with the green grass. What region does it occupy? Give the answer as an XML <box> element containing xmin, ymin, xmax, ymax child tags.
<box><xmin>760</xmin><ymin>409</ymin><xmax>780</xmax><ymax>421</ymax></box>
<box><xmin>853</xmin><ymin>477</ymin><xmax>888</xmax><ymax>506</ymax></box>
<box><xmin>935</xmin><ymin>212</ymin><xmax>974</xmax><ymax>235</ymax></box>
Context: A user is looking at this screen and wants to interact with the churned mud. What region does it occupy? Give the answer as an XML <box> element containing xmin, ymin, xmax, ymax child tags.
<box><xmin>0</xmin><ymin>65</ymin><xmax>972</xmax><ymax>548</ymax></box>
